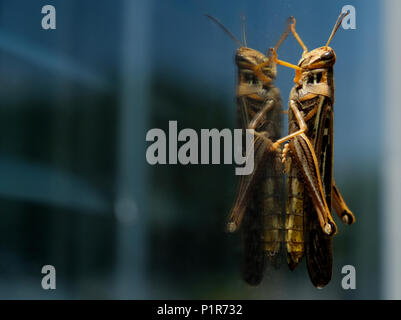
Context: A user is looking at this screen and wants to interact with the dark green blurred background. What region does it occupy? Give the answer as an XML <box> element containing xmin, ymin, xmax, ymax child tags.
<box><xmin>0</xmin><ymin>0</ymin><xmax>389</xmax><ymax>299</ymax></box>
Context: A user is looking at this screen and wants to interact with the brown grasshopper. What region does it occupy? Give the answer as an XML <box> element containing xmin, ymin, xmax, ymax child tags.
<box><xmin>270</xmin><ymin>12</ymin><xmax>356</xmax><ymax>287</ymax></box>
<box><xmin>206</xmin><ymin>15</ymin><xmax>291</xmax><ymax>285</ymax></box>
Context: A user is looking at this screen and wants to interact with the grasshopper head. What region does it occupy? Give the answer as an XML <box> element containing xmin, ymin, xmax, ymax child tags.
<box><xmin>206</xmin><ymin>14</ymin><xmax>291</xmax><ymax>83</ymax></box>
<box><xmin>235</xmin><ymin>47</ymin><xmax>276</xmax><ymax>81</ymax></box>
<box><xmin>298</xmin><ymin>46</ymin><xmax>336</xmax><ymax>70</ymax></box>
<box><xmin>284</xmin><ymin>12</ymin><xmax>348</xmax><ymax>83</ymax></box>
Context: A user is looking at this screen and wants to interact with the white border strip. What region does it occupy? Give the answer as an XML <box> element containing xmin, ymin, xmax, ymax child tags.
<box><xmin>382</xmin><ymin>0</ymin><xmax>401</xmax><ymax>300</ymax></box>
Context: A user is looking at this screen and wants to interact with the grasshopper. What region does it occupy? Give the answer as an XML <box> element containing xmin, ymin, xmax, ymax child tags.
<box><xmin>270</xmin><ymin>12</ymin><xmax>356</xmax><ymax>287</ymax></box>
<box><xmin>206</xmin><ymin>15</ymin><xmax>291</xmax><ymax>285</ymax></box>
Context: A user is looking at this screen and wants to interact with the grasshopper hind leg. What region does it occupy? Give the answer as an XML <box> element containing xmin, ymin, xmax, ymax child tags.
<box><xmin>332</xmin><ymin>181</ymin><xmax>356</xmax><ymax>225</ymax></box>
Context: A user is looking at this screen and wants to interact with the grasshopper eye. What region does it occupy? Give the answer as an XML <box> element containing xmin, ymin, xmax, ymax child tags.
<box><xmin>321</xmin><ymin>51</ymin><xmax>334</xmax><ymax>60</ymax></box>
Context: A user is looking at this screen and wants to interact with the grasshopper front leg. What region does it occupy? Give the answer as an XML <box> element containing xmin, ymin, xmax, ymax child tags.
<box><xmin>332</xmin><ymin>181</ymin><xmax>356</xmax><ymax>225</ymax></box>
<box><xmin>245</xmin><ymin>99</ymin><xmax>281</xmax><ymax>153</ymax></box>
<box><xmin>270</xmin><ymin>101</ymin><xmax>307</xmax><ymax>152</ymax></box>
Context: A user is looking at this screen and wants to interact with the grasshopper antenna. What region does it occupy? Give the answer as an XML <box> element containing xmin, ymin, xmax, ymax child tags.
<box><xmin>241</xmin><ymin>14</ymin><xmax>247</xmax><ymax>47</ymax></box>
<box><xmin>325</xmin><ymin>11</ymin><xmax>349</xmax><ymax>48</ymax></box>
<box><xmin>205</xmin><ymin>14</ymin><xmax>243</xmax><ymax>48</ymax></box>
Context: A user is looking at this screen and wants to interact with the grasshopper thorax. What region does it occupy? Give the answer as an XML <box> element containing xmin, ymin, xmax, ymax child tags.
<box><xmin>298</xmin><ymin>47</ymin><xmax>336</xmax><ymax>70</ymax></box>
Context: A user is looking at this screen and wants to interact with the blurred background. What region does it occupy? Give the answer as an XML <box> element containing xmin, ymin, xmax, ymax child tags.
<box><xmin>0</xmin><ymin>0</ymin><xmax>397</xmax><ymax>299</ymax></box>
